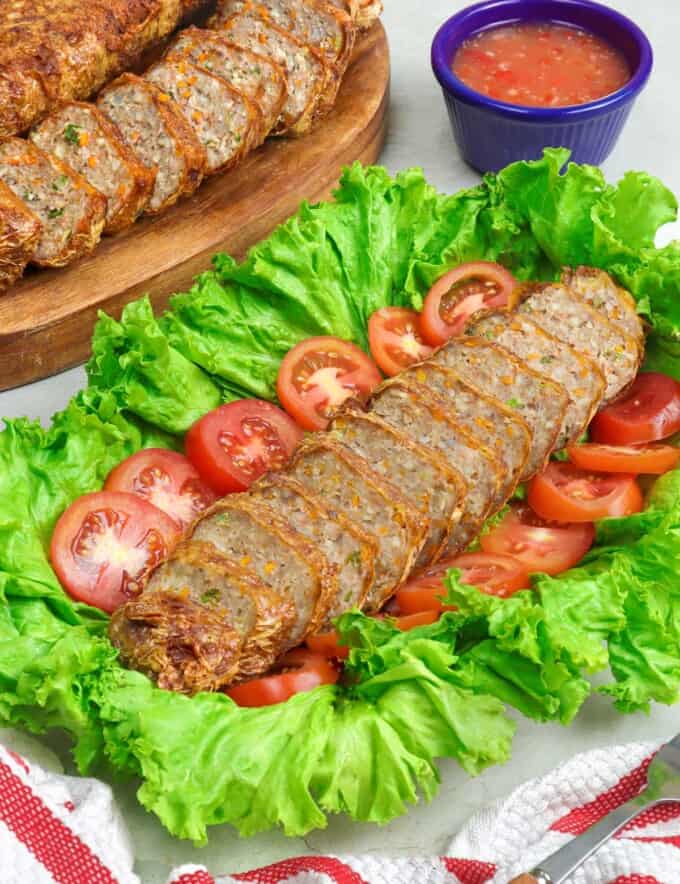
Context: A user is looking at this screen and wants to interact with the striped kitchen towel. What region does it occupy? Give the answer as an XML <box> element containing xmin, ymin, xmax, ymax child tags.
<box><xmin>1</xmin><ymin>740</ymin><xmax>679</xmax><ymax>883</ymax></box>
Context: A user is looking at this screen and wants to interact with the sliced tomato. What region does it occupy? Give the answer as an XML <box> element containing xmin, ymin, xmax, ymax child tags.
<box><xmin>527</xmin><ymin>462</ymin><xmax>643</xmax><ymax>522</ymax></box>
<box><xmin>104</xmin><ymin>448</ymin><xmax>217</xmax><ymax>530</ymax></box>
<box><xmin>389</xmin><ymin>609</ymin><xmax>439</xmax><ymax>630</ymax></box>
<box><xmin>50</xmin><ymin>491</ymin><xmax>181</xmax><ymax>613</ymax></box>
<box><xmin>480</xmin><ymin>504</ymin><xmax>595</xmax><ymax>576</ymax></box>
<box><xmin>396</xmin><ymin>551</ymin><xmax>530</xmax><ymax>614</ymax></box>
<box><xmin>305</xmin><ymin>628</ymin><xmax>349</xmax><ymax>660</ymax></box>
<box><xmin>368</xmin><ymin>307</ymin><xmax>434</xmax><ymax>376</ymax></box>
<box><xmin>225</xmin><ymin>649</ymin><xmax>339</xmax><ymax>707</ymax></box>
<box><xmin>590</xmin><ymin>372</ymin><xmax>680</xmax><ymax>445</ymax></box>
<box><xmin>420</xmin><ymin>261</ymin><xmax>518</xmax><ymax>345</ymax></box>
<box><xmin>277</xmin><ymin>336</ymin><xmax>382</xmax><ymax>431</ymax></box>
<box><xmin>185</xmin><ymin>400</ymin><xmax>303</xmax><ymax>495</ymax></box>
<box><xmin>567</xmin><ymin>442</ymin><xmax>680</xmax><ymax>475</ymax></box>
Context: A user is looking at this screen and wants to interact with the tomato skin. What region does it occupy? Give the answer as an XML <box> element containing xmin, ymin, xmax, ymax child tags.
<box><xmin>528</xmin><ymin>462</ymin><xmax>643</xmax><ymax>523</ymax></box>
<box><xmin>389</xmin><ymin>609</ymin><xmax>440</xmax><ymax>630</ymax></box>
<box><xmin>104</xmin><ymin>448</ymin><xmax>217</xmax><ymax>530</ymax></box>
<box><xmin>567</xmin><ymin>442</ymin><xmax>680</xmax><ymax>476</ymax></box>
<box><xmin>480</xmin><ymin>504</ymin><xmax>594</xmax><ymax>576</ymax></box>
<box><xmin>277</xmin><ymin>336</ymin><xmax>382</xmax><ymax>431</ymax></box>
<box><xmin>50</xmin><ymin>491</ymin><xmax>181</xmax><ymax>613</ymax></box>
<box><xmin>396</xmin><ymin>551</ymin><xmax>530</xmax><ymax>614</ymax></box>
<box><xmin>185</xmin><ymin>400</ymin><xmax>303</xmax><ymax>495</ymax></box>
<box><xmin>305</xmin><ymin>629</ymin><xmax>349</xmax><ymax>660</ymax></box>
<box><xmin>590</xmin><ymin>373</ymin><xmax>680</xmax><ymax>445</ymax></box>
<box><xmin>225</xmin><ymin>649</ymin><xmax>339</xmax><ymax>707</ymax></box>
<box><xmin>420</xmin><ymin>261</ymin><xmax>517</xmax><ymax>346</ymax></box>
<box><xmin>368</xmin><ymin>307</ymin><xmax>433</xmax><ymax>376</ymax></box>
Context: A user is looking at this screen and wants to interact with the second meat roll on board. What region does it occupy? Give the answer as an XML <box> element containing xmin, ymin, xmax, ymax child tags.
<box><xmin>109</xmin><ymin>273</ymin><xmax>645</xmax><ymax>695</ymax></box>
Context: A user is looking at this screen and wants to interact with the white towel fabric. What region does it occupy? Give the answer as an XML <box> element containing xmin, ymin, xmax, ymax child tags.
<box><xmin>1</xmin><ymin>738</ymin><xmax>679</xmax><ymax>884</ymax></box>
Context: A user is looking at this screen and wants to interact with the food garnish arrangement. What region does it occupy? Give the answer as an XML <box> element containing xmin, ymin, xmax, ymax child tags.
<box><xmin>0</xmin><ymin>0</ymin><xmax>381</xmax><ymax>291</ymax></box>
<box><xmin>1</xmin><ymin>148</ymin><xmax>680</xmax><ymax>842</ymax></box>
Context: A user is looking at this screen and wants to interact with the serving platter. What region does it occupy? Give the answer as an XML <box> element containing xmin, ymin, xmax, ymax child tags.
<box><xmin>0</xmin><ymin>22</ymin><xmax>389</xmax><ymax>393</ymax></box>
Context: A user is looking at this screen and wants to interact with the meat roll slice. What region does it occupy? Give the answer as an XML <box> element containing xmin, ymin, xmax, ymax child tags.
<box><xmin>470</xmin><ymin>313</ymin><xmax>606</xmax><ymax>448</ymax></box>
<box><xmin>217</xmin><ymin>0</ymin><xmax>355</xmax><ymax>115</ymax></box>
<box><xmin>247</xmin><ymin>474</ymin><xmax>378</xmax><ymax>625</ymax></box>
<box><xmin>431</xmin><ymin>338</ymin><xmax>569</xmax><ymax>480</ymax></box>
<box><xmin>0</xmin><ymin>181</ymin><xmax>41</xmax><ymax>291</ymax></box>
<box><xmin>562</xmin><ymin>266</ymin><xmax>645</xmax><ymax>352</ymax></box>
<box><xmin>404</xmin><ymin>362</ymin><xmax>531</xmax><ymax>507</ymax></box>
<box><xmin>30</xmin><ymin>102</ymin><xmax>155</xmax><ymax>234</ymax></box>
<box><xmin>210</xmin><ymin>9</ymin><xmax>327</xmax><ymax>135</ymax></box>
<box><xmin>98</xmin><ymin>73</ymin><xmax>207</xmax><ymax>214</ymax></box>
<box><xmin>517</xmin><ymin>282</ymin><xmax>642</xmax><ymax>403</ymax></box>
<box><xmin>166</xmin><ymin>27</ymin><xmax>287</xmax><ymax>137</ymax></box>
<box><xmin>370</xmin><ymin>379</ymin><xmax>505</xmax><ymax>552</ymax></box>
<box><xmin>356</xmin><ymin>0</ymin><xmax>383</xmax><ymax>28</ymax></box>
<box><xmin>0</xmin><ymin>138</ymin><xmax>106</xmax><ymax>267</ymax></box>
<box><xmin>192</xmin><ymin>494</ymin><xmax>336</xmax><ymax>647</ymax></box>
<box><xmin>330</xmin><ymin>410</ymin><xmax>466</xmax><ymax>568</ymax></box>
<box><xmin>115</xmin><ymin>539</ymin><xmax>295</xmax><ymax>688</ymax></box>
<box><xmin>146</xmin><ymin>59</ymin><xmax>262</xmax><ymax>174</ymax></box>
<box><xmin>288</xmin><ymin>436</ymin><xmax>427</xmax><ymax>611</ymax></box>
<box><xmin>109</xmin><ymin>591</ymin><xmax>244</xmax><ymax>695</ymax></box>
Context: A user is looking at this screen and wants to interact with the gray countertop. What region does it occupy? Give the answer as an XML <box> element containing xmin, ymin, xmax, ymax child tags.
<box><xmin>1</xmin><ymin>1</ymin><xmax>679</xmax><ymax>880</ymax></box>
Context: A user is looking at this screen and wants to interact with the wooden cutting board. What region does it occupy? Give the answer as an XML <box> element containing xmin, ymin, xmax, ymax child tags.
<box><xmin>0</xmin><ymin>23</ymin><xmax>389</xmax><ymax>392</ymax></box>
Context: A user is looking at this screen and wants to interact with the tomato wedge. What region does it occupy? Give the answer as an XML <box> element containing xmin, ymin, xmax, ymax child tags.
<box><xmin>225</xmin><ymin>649</ymin><xmax>339</xmax><ymax>707</ymax></box>
<box><xmin>527</xmin><ymin>462</ymin><xmax>643</xmax><ymax>522</ymax></box>
<box><xmin>396</xmin><ymin>551</ymin><xmax>530</xmax><ymax>614</ymax></box>
<box><xmin>368</xmin><ymin>307</ymin><xmax>433</xmax><ymax>376</ymax></box>
<box><xmin>420</xmin><ymin>261</ymin><xmax>518</xmax><ymax>345</ymax></box>
<box><xmin>480</xmin><ymin>504</ymin><xmax>594</xmax><ymax>576</ymax></box>
<box><xmin>277</xmin><ymin>336</ymin><xmax>382</xmax><ymax>431</ymax></box>
<box><xmin>590</xmin><ymin>372</ymin><xmax>680</xmax><ymax>445</ymax></box>
<box><xmin>104</xmin><ymin>448</ymin><xmax>217</xmax><ymax>530</ymax></box>
<box><xmin>567</xmin><ymin>442</ymin><xmax>680</xmax><ymax>475</ymax></box>
<box><xmin>50</xmin><ymin>491</ymin><xmax>181</xmax><ymax>613</ymax></box>
<box><xmin>185</xmin><ymin>400</ymin><xmax>303</xmax><ymax>495</ymax></box>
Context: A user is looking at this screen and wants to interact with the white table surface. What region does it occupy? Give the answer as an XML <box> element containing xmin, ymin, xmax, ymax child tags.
<box><xmin>2</xmin><ymin>1</ymin><xmax>680</xmax><ymax>880</ymax></box>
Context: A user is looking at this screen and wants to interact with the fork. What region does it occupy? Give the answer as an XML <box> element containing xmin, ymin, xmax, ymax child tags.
<box><xmin>508</xmin><ymin>733</ymin><xmax>680</xmax><ymax>884</ymax></box>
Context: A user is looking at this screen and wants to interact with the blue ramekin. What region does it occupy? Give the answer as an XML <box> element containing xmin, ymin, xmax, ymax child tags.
<box><xmin>431</xmin><ymin>0</ymin><xmax>653</xmax><ymax>172</ymax></box>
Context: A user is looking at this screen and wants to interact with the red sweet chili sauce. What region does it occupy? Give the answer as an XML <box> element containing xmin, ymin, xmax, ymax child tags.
<box><xmin>451</xmin><ymin>22</ymin><xmax>631</xmax><ymax>108</ymax></box>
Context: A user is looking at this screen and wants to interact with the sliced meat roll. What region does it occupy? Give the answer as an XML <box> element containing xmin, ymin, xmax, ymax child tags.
<box><xmin>370</xmin><ymin>379</ymin><xmax>504</xmax><ymax>553</ymax></box>
<box><xmin>217</xmin><ymin>0</ymin><xmax>355</xmax><ymax>116</ymax></box>
<box><xmin>98</xmin><ymin>73</ymin><xmax>207</xmax><ymax>215</ymax></box>
<box><xmin>109</xmin><ymin>591</ymin><xmax>244</xmax><ymax>695</ymax></box>
<box><xmin>192</xmin><ymin>494</ymin><xmax>336</xmax><ymax>647</ymax></box>
<box><xmin>146</xmin><ymin>59</ymin><xmax>261</xmax><ymax>174</ymax></box>
<box><xmin>0</xmin><ymin>180</ymin><xmax>41</xmax><ymax>291</ymax></box>
<box><xmin>0</xmin><ymin>137</ymin><xmax>106</xmax><ymax>267</ymax></box>
<box><xmin>247</xmin><ymin>474</ymin><xmax>378</xmax><ymax>625</ymax></box>
<box><xmin>166</xmin><ymin>27</ymin><xmax>287</xmax><ymax>137</ymax></box>
<box><xmin>404</xmin><ymin>362</ymin><xmax>531</xmax><ymax>506</ymax></box>
<box><xmin>432</xmin><ymin>338</ymin><xmax>569</xmax><ymax>480</ymax></box>
<box><xmin>517</xmin><ymin>281</ymin><xmax>643</xmax><ymax>402</ymax></box>
<box><xmin>139</xmin><ymin>539</ymin><xmax>294</xmax><ymax>683</ymax></box>
<box><xmin>470</xmin><ymin>312</ymin><xmax>606</xmax><ymax>447</ymax></box>
<box><xmin>562</xmin><ymin>266</ymin><xmax>645</xmax><ymax>352</ymax></box>
<box><xmin>288</xmin><ymin>436</ymin><xmax>427</xmax><ymax>611</ymax></box>
<box><xmin>356</xmin><ymin>0</ymin><xmax>383</xmax><ymax>28</ymax></box>
<box><xmin>30</xmin><ymin>102</ymin><xmax>156</xmax><ymax>234</ymax></box>
<box><xmin>210</xmin><ymin>8</ymin><xmax>327</xmax><ymax>135</ymax></box>
<box><xmin>330</xmin><ymin>410</ymin><xmax>465</xmax><ymax>568</ymax></box>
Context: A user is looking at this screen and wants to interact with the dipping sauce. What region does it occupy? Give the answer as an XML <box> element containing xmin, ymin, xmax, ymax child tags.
<box><xmin>452</xmin><ymin>22</ymin><xmax>631</xmax><ymax>108</ymax></box>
